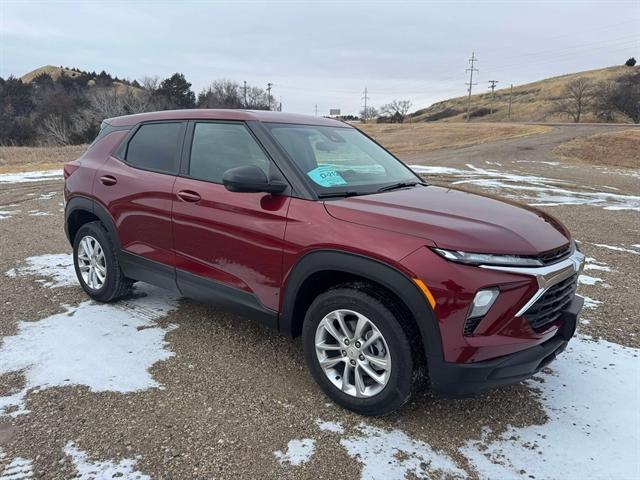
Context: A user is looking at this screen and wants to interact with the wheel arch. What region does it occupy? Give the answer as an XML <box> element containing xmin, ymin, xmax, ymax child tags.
<box><xmin>279</xmin><ymin>250</ymin><xmax>444</xmax><ymax>365</ymax></box>
<box><xmin>65</xmin><ymin>196</ymin><xmax>120</xmax><ymax>248</ymax></box>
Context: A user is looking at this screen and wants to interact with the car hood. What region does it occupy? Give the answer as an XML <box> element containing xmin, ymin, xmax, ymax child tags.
<box><xmin>324</xmin><ymin>186</ymin><xmax>570</xmax><ymax>255</ymax></box>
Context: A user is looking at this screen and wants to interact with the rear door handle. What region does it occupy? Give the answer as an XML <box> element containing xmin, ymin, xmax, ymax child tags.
<box><xmin>177</xmin><ymin>190</ymin><xmax>201</xmax><ymax>203</ymax></box>
<box><xmin>99</xmin><ymin>175</ymin><xmax>117</xmax><ymax>186</ymax></box>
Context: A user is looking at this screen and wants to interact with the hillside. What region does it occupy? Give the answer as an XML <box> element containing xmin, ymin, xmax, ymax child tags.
<box><xmin>20</xmin><ymin>65</ymin><xmax>138</xmax><ymax>92</ymax></box>
<box><xmin>413</xmin><ymin>65</ymin><xmax>639</xmax><ymax>123</ymax></box>
<box><xmin>20</xmin><ymin>65</ymin><xmax>86</xmax><ymax>83</ymax></box>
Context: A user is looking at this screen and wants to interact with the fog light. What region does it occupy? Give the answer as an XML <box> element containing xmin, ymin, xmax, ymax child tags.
<box><xmin>468</xmin><ymin>288</ymin><xmax>499</xmax><ymax>319</ymax></box>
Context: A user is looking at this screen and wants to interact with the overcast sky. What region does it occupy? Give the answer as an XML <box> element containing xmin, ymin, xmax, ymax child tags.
<box><xmin>1</xmin><ymin>0</ymin><xmax>638</xmax><ymax>115</ymax></box>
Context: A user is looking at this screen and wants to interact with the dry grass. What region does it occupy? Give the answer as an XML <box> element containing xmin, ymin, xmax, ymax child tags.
<box><xmin>358</xmin><ymin>122</ymin><xmax>550</xmax><ymax>155</ymax></box>
<box><xmin>413</xmin><ymin>65</ymin><xmax>639</xmax><ymax>123</ymax></box>
<box><xmin>0</xmin><ymin>145</ymin><xmax>86</xmax><ymax>173</ymax></box>
<box><xmin>20</xmin><ymin>65</ymin><xmax>83</xmax><ymax>83</ymax></box>
<box><xmin>553</xmin><ymin>129</ymin><xmax>640</xmax><ymax>169</ymax></box>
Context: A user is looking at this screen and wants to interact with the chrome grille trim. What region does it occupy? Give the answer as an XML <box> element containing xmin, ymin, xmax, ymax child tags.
<box><xmin>480</xmin><ymin>249</ymin><xmax>585</xmax><ymax>317</ymax></box>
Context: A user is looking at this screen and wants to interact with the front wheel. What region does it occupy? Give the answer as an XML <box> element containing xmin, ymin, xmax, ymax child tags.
<box><xmin>302</xmin><ymin>285</ymin><xmax>419</xmax><ymax>416</ymax></box>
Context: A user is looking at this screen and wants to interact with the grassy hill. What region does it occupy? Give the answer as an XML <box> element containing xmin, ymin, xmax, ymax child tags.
<box><xmin>412</xmin><ymin>65</ymin><xmax>638</xmax><ymax>123</ymax></box>
<box><xmin>20</xmin><ymin>65</ymin><xmax>137</xmax><ymax>92</ymax></box>
<box><xmin>20</xmin><ymin>65</ymin><xmax>87</xmax><ymax>83</ymax></box>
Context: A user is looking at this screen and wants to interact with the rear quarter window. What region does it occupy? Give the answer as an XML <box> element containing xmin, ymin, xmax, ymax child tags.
<box><xmin>125</xmin><ymin>122</ymin><xmax>182</xmax><ymax>174</ymax></box>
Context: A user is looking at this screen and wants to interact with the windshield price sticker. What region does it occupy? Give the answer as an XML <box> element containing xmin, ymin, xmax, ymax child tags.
<box><xmin>307</xmin><ymin>166</ymin><xmax>348</xmax><ymax>187</ymax></box>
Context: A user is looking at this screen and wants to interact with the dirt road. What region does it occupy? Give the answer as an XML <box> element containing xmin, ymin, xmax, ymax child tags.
<box><xmin>0</xmin><ymin>125</ymin><xmax>638</xmax><ymax>479</ymax></box>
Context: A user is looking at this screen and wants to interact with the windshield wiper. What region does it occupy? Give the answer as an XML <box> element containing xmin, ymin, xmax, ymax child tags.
<box><xmin>377</xmin><ymin>182</ymin><xmax>425</xmax><ymax>193</ymax></box>
<box><xmin>317</xmin><ymin>191</ymin><xmax>361</xmax><ymax>199</ymax></box>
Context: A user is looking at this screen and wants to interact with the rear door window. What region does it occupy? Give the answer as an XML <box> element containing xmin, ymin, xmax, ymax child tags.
<box><xmin>125</xmin><ymin>122</ymin><xmax>183</xmax><ymax>174</ymax></box>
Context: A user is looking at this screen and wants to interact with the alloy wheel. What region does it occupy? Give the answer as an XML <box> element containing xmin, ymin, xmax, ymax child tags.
<box><xmin>315</xmin><ymin>309</ymin><xmax>391</xmax><ymax>398</ymax></box>
<box><xmin>77</xmin><ymin>235</ymin><xmax>107</xmax><ymax>290</ymax></box>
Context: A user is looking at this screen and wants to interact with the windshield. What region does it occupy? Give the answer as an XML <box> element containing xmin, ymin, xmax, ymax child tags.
<box><xmin>265</xmin><ymin>123</ymin><xmax>421</xmax><ymax>196</ymax></box>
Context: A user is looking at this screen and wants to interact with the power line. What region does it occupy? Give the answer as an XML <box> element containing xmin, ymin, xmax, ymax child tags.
<box><xmin>478</xmin><ymin>20</ymin><xmax>639</xmax><ymax>56</ymax></box>
<box><xmin>465</xmin><ymin>52</ymin><xmax>478</xmax><ymax>122</ymax></box>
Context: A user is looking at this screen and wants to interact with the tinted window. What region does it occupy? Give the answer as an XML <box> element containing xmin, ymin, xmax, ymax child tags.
<box><xmin>189</xmin><ymin>122</ymin><xmax>270</xmax><ymax>183</ymax></box>
<box><xmin>126</xmin><ymin>122</ymin><xmax>182</xmax><ymax>173</ymax></box>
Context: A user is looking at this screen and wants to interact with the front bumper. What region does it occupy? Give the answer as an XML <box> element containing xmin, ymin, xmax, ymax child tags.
<box><xmin>429</xmin><ymin>294</ymin><xmax>583</xmax><ymax>397</ymax></box>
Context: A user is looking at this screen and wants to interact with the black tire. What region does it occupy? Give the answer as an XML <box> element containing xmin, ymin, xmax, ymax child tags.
<box><xmin>73</xmin><ymin>221</ymin><xmax>133</xmax><ymax>302</ymax></box>
<box><xmin>302</xmin><ymin>283</ymin><xmax>420</xmax><ymax>416</ymax></box>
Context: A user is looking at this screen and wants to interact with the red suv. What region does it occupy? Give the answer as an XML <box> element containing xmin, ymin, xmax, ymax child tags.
<box><xmin>64</xmin><ymin>109</ymin><xmax>585</xmax><ymax>415</ymax></box>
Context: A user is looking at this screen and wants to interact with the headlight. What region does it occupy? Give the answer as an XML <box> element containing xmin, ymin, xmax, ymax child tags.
<box><xmin>432</xmin><ymin>247</ymin><xmax>544</xmax><ymax>267</ymax></box>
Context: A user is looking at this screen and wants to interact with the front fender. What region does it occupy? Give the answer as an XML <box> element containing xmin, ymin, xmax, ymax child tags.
<box><xmin>279</xmin><ymin>249</ymin><xmax>444</xmax><ymax>367</ymax></box>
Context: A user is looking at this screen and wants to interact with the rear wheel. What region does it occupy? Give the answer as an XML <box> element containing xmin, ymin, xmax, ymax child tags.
<box><xmin>303</xmin><ymin>285</ymin><xmax>418</xmax><ymax>416</ymax></box>
<box><xmin>73</xmin><ymin>221</ymin><xmax>133</xmax><ymax>302</ymax></box>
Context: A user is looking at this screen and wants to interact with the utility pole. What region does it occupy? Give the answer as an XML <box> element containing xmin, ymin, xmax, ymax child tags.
<box><xmin>361</xmin><ymin>87</ymin><xmax>369</xmax><ymax>123</ymax></box>
<box><xmin>465</xmin><ymin>52</ymin><xmax>478</xmax><ymax>122</ymax></box>
<box><xmin>314</xmin><ymin>104</ymin><xmax>318</xmax><ymax>116</ymax></box>
<box><xmin>267</xmin><ymin>83</ymin><xmax>273</xmax><ymax>110</ymax></box>
<box><xmin>487</xmin><ymin>80</ymin><xmax>499</xmax><ymax>115</ymax></box>
<box><xmin>243</xmin><ymin>81</ymin><xmax>247</xmax><ymax>107</ymax></box>
<box><xmin>278</xmin><ymin>96</ymin><xmax>282</xmax><ymax>112</ymax></box>
<box><xmin>508</xmin><ymin>84</ymin><xmax>513</xmax><ymax>121</ymax></box>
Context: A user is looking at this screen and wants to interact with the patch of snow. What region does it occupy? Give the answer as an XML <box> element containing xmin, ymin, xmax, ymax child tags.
<box><xmin>6</xmin><ymin>253</ymin><xmax>76</xmax><ymax>288</ymax></box>
<box><xmin>274</xmin><ymin>439</ymin><xmax>316</xmax><ymax>466</ymax></box>
<box><xmin>409</xmin><ymin>164</ymin><xmax>640</xmax><ymax>211</ymax></box>
<box><xmin>37</xmin><ymin>192</ymin><xmax>57</xmax><ymax>200</ymax></box>
<box><xmin>582</xmin><ymin>295</ymin><xmax>603</xmax><ymax>309</ymax></box>
<box><xmin>0</xmin><ymin>451</ymin><xmax>33</xmax><ymax>479</ymax></box>
<box><xmin>316</xmin><ymin>419</ymin><xmax>345</xmax><ymax>434</ymax></box>
<box><xmin>0</xmin><ymin>268</ymin><xmax>179</xmax><ymax>416</ymax></box>
<box><xmin>339</xmin><ymin>424</ymin><xmax>466</xmax><ymax>480</ymax></box>
<box><xmin>515</xmin><ymin>160</ymin><xmax>560</xmax><ymax>166</ymax></box>
<box><xmin>27</xmin><ymin>210</ymin><xmax>51</xmax><ymax>217</ymax></box>
<box><xmin>0</xmin><ymin>169</ymin><xmax>62</xmax><ymax>184</ymax></box>
<box><xmin>0</xmin><ymin>209</ymin><xmax>20</xmax><ymax>220</ymax></box>
<box><xmin>584</xmin><ymin>257</ymin><xmax>611</xmax><ymax>272</ymax></box>
<box><xmin>64</xmin><ymin>442</ymin><xmax>151</xmax><ymax>480</ymax></box>
<box><xmin>460</xmin><ymin>336</ymin><xmax>640</xmax><ymax>480</ymax></box>
<box><xmin>590</xmin><ymin>243</ymin><xmax>640</xmax><ymax>255</ymax></box>
<box><xmin>578</xmin><ymin>274</ymin><xmax>604</xmax><ymax>286</ymax></box>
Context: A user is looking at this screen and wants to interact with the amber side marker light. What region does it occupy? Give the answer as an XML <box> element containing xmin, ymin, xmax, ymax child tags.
<box><xmin>413</xmin><ymin>278</ymin><xmax>436</xmax><ymax>309</ymax></box>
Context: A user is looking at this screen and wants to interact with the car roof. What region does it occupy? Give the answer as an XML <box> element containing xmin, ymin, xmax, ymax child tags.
<box><xmin>105</xmin><ymin>109</ymin><xmax>352</xmax><ymax>128</ymax></box>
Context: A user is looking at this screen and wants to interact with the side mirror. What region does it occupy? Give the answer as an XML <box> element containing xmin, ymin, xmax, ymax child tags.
<box><xmin>222</xmin><ymin>165</ymin><xmax>287</xmax><ymax>194</ymax></box>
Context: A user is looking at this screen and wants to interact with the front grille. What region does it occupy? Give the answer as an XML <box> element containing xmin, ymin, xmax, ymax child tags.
<box><xmin>525</xmin><ymin>273</ymin><xmax>578</xmax><ymax>330</ymax></box>
<box><xmin>538</xmin><ymin>244</ymin><xmax>572</xmax><ymax>265</ymax></box>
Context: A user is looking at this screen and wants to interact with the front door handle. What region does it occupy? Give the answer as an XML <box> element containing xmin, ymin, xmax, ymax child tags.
<box><xmin>177</xmin><ymin>190</ymin><xmax>201</xmax><ymax>203</ymax></box>
<box><xmin>99</xmin><ymin>175</ymin><xmax>117</xmax><ymax>186</ymax></box>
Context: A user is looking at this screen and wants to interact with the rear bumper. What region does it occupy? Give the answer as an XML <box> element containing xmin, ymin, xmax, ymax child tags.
<box><xmin>429</xmin><ymin>294</ymin><xmax>583</xmax><ymax>397</ymax></box>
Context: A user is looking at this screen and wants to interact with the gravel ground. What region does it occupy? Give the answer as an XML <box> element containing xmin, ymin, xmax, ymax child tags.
<box><xmin>0</xmin><ymin>125</ymin><xmax>638</xmax><ymax>479</ymax></box>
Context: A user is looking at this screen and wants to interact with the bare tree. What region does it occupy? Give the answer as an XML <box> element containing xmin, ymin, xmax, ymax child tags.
<box><xmin>379</xmin><ymin>100</ymin><xmax>413</xmax><ymax>123</ymax></box>
<box><xmin>89</xmin><ymin>88</ymin><xmax>127</xmax><ymax>119</ymax></box>
<box><xmin>553</xmin><ymin>78</ymin><xmax>594</xmax><ymax>123</ymax></box>
<box><xmin>245</xmin><ymin>86</ymin><xmax>271</xmax><ymax>110</ymax></box>
<box><xmin>139</xmin><ymin>76</ymin><xmax>161</xmax><ymax>92</ymax></box>
<box><xmin>359</xmin><ymin>106</ymin><xmax>378</xmax><ymax>121</ymax></box>
<box><xmin>197</xmin><ymin>80</ymin><xmax>243</xmax><ymax>108</ymax></box>
<box><xmin>40</xmin><ymin>115</ymin><xmax>72</xmax><ymax>145</ymax></box>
